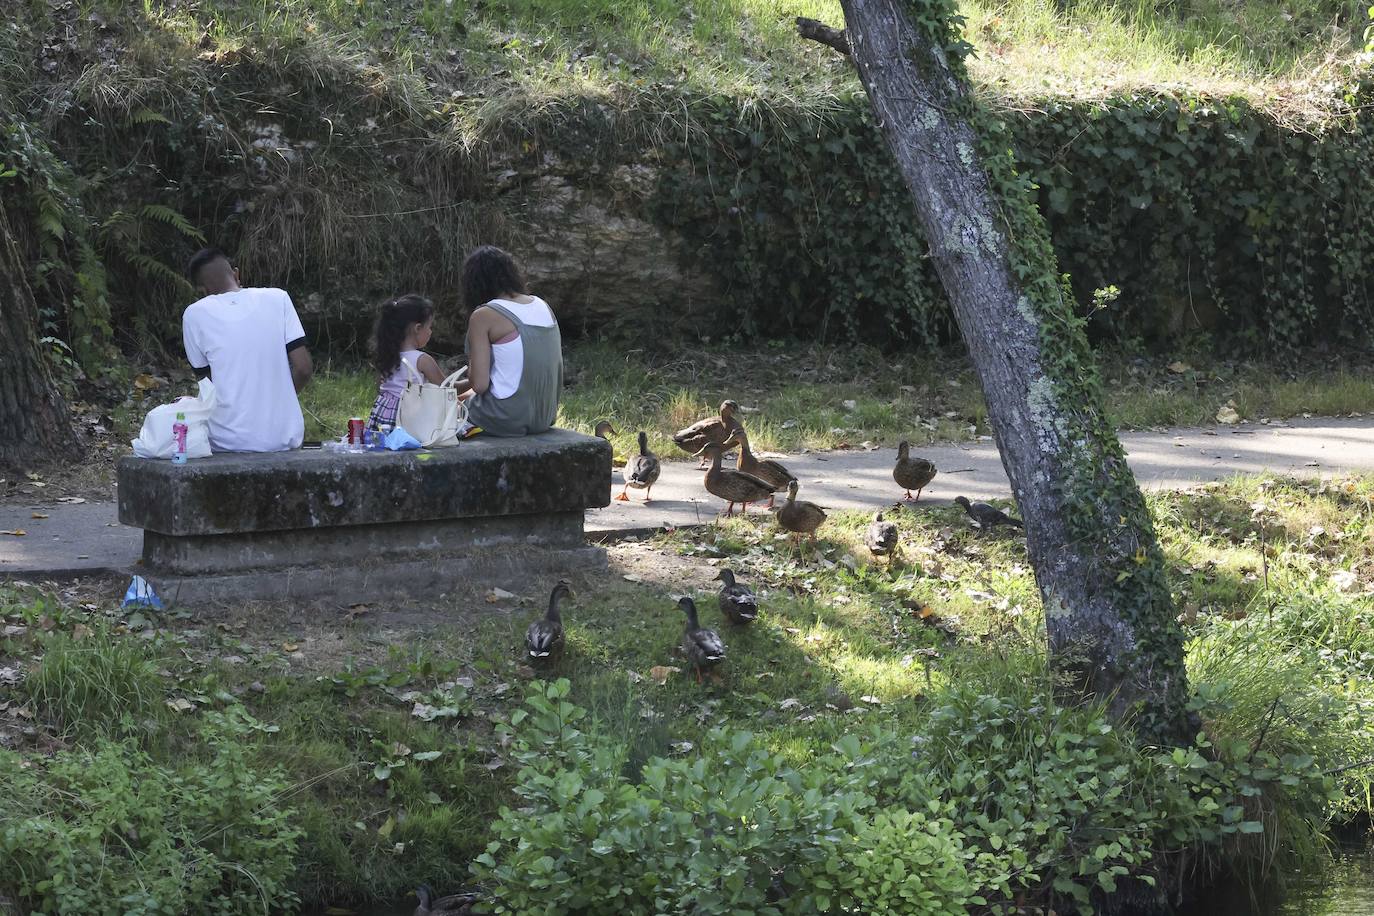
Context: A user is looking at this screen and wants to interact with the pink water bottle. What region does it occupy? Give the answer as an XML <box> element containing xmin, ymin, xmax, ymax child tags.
<box><xmin>172</xmin><ymin>412</ymin><xmax>188</xmax><ymax>465</ymax></box>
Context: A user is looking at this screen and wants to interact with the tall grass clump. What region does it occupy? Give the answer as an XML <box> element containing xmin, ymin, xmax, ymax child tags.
<box><xmin>24</xmin><ymin>625</ymin><xmax>168</xmax><ymax>738</ymax></box>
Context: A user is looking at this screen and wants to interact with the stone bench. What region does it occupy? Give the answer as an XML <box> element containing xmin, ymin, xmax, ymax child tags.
<box><xmin>116</xmin><ymin>429</ymin><xmax>611</xmax><ymax>605</ymax></box>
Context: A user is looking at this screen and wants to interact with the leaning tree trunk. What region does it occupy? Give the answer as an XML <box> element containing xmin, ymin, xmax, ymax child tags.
<box><xmin>0</xmin><ymin>194</ymin><xmax>78</xmax><ymax>471</ymax></box>
<box><xmin>830</xmin><ymin>0</ymin><xmax>1191</xmax><ymax>744</ymax></box>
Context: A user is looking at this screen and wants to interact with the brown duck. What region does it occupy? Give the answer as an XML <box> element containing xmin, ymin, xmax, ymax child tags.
<box><xmin>675</xmin><ymin>400</ymin><xmax>742</xmax><ymax>468</ymax></box>
<box><xmin>893</xmin><ymin>440</ymin><xmax>937</xmax><ymax>501</ymax></box>
<box><xmin>727</xmin><ymin>427</ymin><xmax>795</xmax><ymax>509</ymax></box>
<box><xmin>777</xmin><ymin>480</ymin><xmax>827</xmax><ymax>545</ymax></box>
<box><xmin>865</xmin><ymin>511</ymin><xmax>899</xmax><ymax>559</ymax></box>
<box><xmin>698</xmin><ymin>442</ymin><xmax>775</xmax><ymax>516</ymax></box>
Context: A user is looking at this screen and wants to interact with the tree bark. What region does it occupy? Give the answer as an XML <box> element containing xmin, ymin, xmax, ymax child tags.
<box><xmin>831</xmin><ymin>0</ymin><xmax>1191</xmax><ymax>744</ymax></box>
<box><xmin>0</xmin><ymin>194</ymin><xmax>78</xmax><ymax>472</ymax></box>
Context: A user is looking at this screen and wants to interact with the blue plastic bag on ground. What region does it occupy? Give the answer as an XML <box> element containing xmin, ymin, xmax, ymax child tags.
<box><xmin>385</xmin><ymin>426</ymin><xmax>423</xmax><ymax>451</ymax></box>
<box><xmin>122</xmin><ymin>575</ymin><xmax>163</xmax><ymax>610</ymax></box>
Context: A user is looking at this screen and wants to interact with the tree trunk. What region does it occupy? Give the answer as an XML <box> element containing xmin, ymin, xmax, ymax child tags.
<box><xmin>835</xmin><ymin>0</ymin><xmax>1191</xmax><ymax>744</ymax></box>
<box><xmin>0</xmin><ymin>194</ymin><xmax>78</xmax><ymax>472</ymax></box>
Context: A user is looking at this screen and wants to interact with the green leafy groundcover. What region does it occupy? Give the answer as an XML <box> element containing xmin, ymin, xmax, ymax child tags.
<box><xmin>0</xmin><ymin>710</ymin><xmax>300</xmax><ymax>916</ymax></box>
<box><xmin>473</xmin><ymin>679</ymin><xmax>1332</xmax><ymax>915</ymax></box>
<box><xmin>651</xmin><ymin>77</ymin><xmax>1374</xmax><ymax>350</ymax></box>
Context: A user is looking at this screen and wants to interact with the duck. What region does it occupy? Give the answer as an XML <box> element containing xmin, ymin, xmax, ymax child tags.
<box><xmin>616</xmin><ymin>431</ymin><xmax>661</xmax><ymax>503</ymax></box>
<box><xmin>674</xmin><ymin>400</ymin><xmax>742</xmax><ymax>468</ymax></box>
<box><xmin>414</xmin><ymin>884</ymin><xmax>479</xmax><ymax>916</ymax></box>
<box><xmin>893</xmin><ymin>441</ymin><xmax>937</xmax><ymax>501</ymax></box>
<box><xmin>593</xmin><ymin>420</ymin><xmax>618</xmax><ymax>439</ymax></box>
<box><xmin>865</xmin><ymin>511</ymin><xmax>899</xmax><ymax>559</ymax></box>
<box><xmin>777</xmin><ymin>480</ymin><xmax>827</xmax><ymax>546</ymax></box>
<box><xmin>715</xmin><ymin>568</ymin><xmax>758</xmax><ymax>624</ymax></box>
<box><xmin>679</xmin><ymin>596</ymin><xmax>726</xmax><ymax>682</ymax></box>
<box><xmin>525</xmin><ymin>580</ymin><xmax>572</xmax><ymax>663</ymax></box>
<box><xmin>954</xmin><ymin>495</ymin><xmax>1025</xmax><ymax>531</ymax></box>
<box><xmin>727</xmin><ymin>427</ymin><xmax>796</xmax><ymax>509</ymax></box>
<box><xmin>697</xmin><ymin>442</ymin><xmax>776</xmax><ymax>516</ymax></box>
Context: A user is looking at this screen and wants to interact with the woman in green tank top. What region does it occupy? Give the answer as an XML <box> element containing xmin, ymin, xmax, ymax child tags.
<box><xmin>456</xmin><ymin>246</ymin><xmax>564</xmax><ymax>437</ymax></box>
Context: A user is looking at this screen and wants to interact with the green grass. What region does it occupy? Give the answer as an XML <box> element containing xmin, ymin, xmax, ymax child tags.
<box><xmin>293</xmin><ymin>342</ymin><xmax>1374</xmax><ymax>455</ymax></box>
<box><xmin>143</xmin><ymin>0</ymin><xmax>1371</xmax><ymax>112</ymax></box>
<box><xmin>5</xmin><ymin>474</ymin><xmax>1374</xmax><ymax>907</ymax></box>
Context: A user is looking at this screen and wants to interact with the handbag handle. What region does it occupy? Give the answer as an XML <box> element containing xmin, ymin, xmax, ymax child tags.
<box><xmin>441</xmin><ymin>365</ymin><xmax>469</xmax><ymax>389</ymax></box>
<box><xmin>400</xmin><ymin>357</ymin><xmax>424</xmax><ymax>384</ymax></box>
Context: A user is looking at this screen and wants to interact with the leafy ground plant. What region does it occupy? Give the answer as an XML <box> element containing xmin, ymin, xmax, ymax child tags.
<box><xmin>1</xmin><ymin>474</ymin><xmax>1373</xmax><ymax>911</ymax></box>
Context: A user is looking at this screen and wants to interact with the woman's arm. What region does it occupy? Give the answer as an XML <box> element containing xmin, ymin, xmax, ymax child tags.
<box><xmin>416</xmin><ymin>353</ymin><xmax>445</xmax><ymax>384</ymax></box>
<box><xmin>466</xmin><ymin>308</ymin><xmax>493</xmax><ymax>396</ymax></box>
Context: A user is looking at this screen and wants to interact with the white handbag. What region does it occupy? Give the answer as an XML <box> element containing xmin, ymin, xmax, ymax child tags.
<box><xmin>131</xmin><ymin>378</ymin><xmax>218</xmax><ymax>459</ymax></box>
<box><xmin>396</xmin><ymin>359</ymin><xmax>468</xmax><ymax>448</ymax></box>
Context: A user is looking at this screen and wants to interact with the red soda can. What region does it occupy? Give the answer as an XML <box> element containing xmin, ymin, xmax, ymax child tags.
<box><xmin>347</xmin><ymin>418</ymin><xmax>365</xmax><ymax>445</ymax></box>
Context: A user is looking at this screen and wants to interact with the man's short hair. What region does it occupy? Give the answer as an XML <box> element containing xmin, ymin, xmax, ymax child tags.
<box><xmin>186</xmin><ymin>247</ymin><xmax>230</xmax><ymax>283</ymax></box>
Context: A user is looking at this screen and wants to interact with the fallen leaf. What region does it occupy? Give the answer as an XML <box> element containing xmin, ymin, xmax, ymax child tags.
<box><xmin>1167</xmin><ymin>361</ymin><xmax>1192</xmax><ymax>374</ymax></box>
<box><xmin>779</xmin><ymin>698</ymin><xmax>802</xmax><ymax>710</ymax></box>
<box><xmin>1</xmin><ymin>530</ymin><xmax>26</xmax><ymax>537</ymax></box>
<box><xmin>1216</xmin><ymin>404</ymin><xmax>1240</xmax><ymax>425</ymax></box>
<box><xmin>71</xmin><ymin>624</ymin><xmax>92</xmax><ymax>640</ymax></box>
<box><xmin>485</xmin><ymin>587</ymin><xmax>516</xmax><ymax>603</ymax></box>
<box><xmin>377</xmin><ymin>816</ymin><xmax>395</xmax><ymax>838</ymax></box>
<box><xmin>413</xmin><ymin>750</ymin><xmax>443</xmax><ymax>762</ymax></box>
<box><xmin>391</xmin><ymin>742</ymin><xmax>412</xmax><ymax>757</ymax></box>
<box><xmin>281</xmin><ymin>642</ymin><xmax>299</xmax><ymax>652</ymax></box>
<box><xmin>30</xmin><ymin>513</ymin><xmax>48</xmax><ymax>520</ymax></box>
<box><xmin>166</xmin><ymin>697</ymin><xmax>195</xmax><ymax>713</ymax></box>
<box><xmin>648</xmin><ymin>665</ymin><xmax>680</xmax><ymax>685</ymax></box>
<box><xmin>56</xmin><ymin>497</ymin><xmax>85</xmax><ymax>504</ymax></box>
<box><xmin>860</xmin><ymin>695</ymin><xmax>882</xmax><ymax>705</ymax></box>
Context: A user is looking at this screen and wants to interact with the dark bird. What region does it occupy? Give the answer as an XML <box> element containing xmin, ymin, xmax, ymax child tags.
<box><xmin>715</xmin><ymin>568</ymin><xmax>758</xmax><ymax>625</ymax></box>
<box><xmin>593</xmin><ymin>420</ymin><xmax>618</xmax><ymax>439</ymax></box>
<box><xmin>893</xmin><ymin>440</ymin><xmax>937</xmax><ymax>501</ymax></box>
<box><xmin>616</xmin><ymin>430</ymin><xmax>661</xmax><ymax>503</ymax></box>
<box><xmin>865</xmin><ymin>511</ymin><xmax>899</xmax><ymax>559</ymax></box>
<box><xmin>728</xmin><ymin>426</ymin><xmax>796</xmax><ymax>509</ymax></box>
<box><xmin>698</xmin><ymin>442</ymin><xmax>776</xmax><ymax>516</ymax></box>
<box><xmin>525</xmin><ymin>580</ymin><xmax>572</xmax><ymax>662</ymax></box>
<box><xmin>777</xmin><ymin>480</ymin><xmax>827</xmax><ymax>548</ymax></box>
<box><xmin>680</xmin><ymin>596</ymin><xmax>726</xmax><ymax>682</ymax></box>
<box><xmin>414</xmin><ymin>884</ymin><xmax>479</xmax><ymax>916</ymax></box>
<box><xmin>954</xmin><ymin>495</ymin><xmax>1024</xmax><ymax>530</ymax></box>
<box><xmin>674</xmin><ymin>400</ymin><xmax>743</xmax><ymax>468</ymax></box>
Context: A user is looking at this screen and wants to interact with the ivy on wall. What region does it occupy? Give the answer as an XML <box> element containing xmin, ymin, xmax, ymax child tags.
<box><xmin>650</xmin><ymin>78</ymin><xmax>1374</xmax><ymax>351</ymax></box>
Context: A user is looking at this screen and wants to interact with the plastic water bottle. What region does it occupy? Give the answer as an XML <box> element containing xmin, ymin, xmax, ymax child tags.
<box><xmin>172</xmin><ymin>412</ymin><xmax>188</xmax><ymax>465</ymax></box>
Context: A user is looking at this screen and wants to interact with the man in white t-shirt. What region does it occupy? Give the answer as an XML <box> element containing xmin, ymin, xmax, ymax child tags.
<box><xmin>182</xmin><ymin>248</ymin><xmax>313</xmax><ymax>452</ymax></box>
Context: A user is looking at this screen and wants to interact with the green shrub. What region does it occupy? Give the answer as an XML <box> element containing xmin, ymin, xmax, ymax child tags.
<box><xmin>475</xmin><ymin>678</ymin><xmax>1340</xmax><ymax>914</ymax></box>
<box><xmin>810</xmin><ymin>810</ymin><xmax>979</xmax><ymax>914</ymax></box>
<box><xmin>24</xmin><ymin>626</ymin><xmax>167</xmax><ymax>738</ymax></box>
<box><xmin>0</xmin><ymin>711</ymin><xmax>301</xmax><ymax>915</ymax></box>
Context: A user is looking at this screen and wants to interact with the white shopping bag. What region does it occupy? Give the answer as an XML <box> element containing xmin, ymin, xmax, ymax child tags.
<box><xmin>131</xmin><ymin>378</ymin><xmax>217</xmax><ymax>460</ymax></box>
<box><xmin>396</xmin><ymin>360</ymin><xmax>468</xmax><ymax>448</ymax></box>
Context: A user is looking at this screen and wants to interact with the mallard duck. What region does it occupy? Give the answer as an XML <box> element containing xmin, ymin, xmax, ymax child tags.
<box><xmin>525</xmin><ymin>580</ymin><xmax>572</xmax><ymax>662</ymax></box>
<box><xmin>866</xmin><ymin>511</ymin><xmax>899</xmax><ymax>559</ymax></box>
<box><xmin>616</xmin><ymin>431</ymin><xmax>661</xmax><ymax>503</ymax></box>
<box><xmin>727</xmin><ymin>427</ymin><xmax>795</xmax><ymax>509</ymax></box>
<box><xmin>675</xmin><ymin>400</ymin><xmax>742</xmax><ymax>468</ymax></box>
<box><xmin>698</xmin><ymin>442</ymin><xmax>776</xmax><ymax>516</ymax></box>
<box><xmin>777</xmin><ymin>480</ymin><xmax>827</xmax><ymax>546</ymax></box>
<box><xmin>679</xmin><ymin>596</ymin><xmax>726</xmax><ymax>682</ymax></box>
<box><xmin>414</xmin><ymin>885</ymin><xmax>479</xmax><ymax>916</ymax></box>
<box><xmin>955</xmin><ymin>495</ymin><xmax>1024</xmax><ymax>531</ymax></box>
<box><xmin>715</xmin><ymin>568</ymin><xmax>758</xmax><ymax>624</ymax></box>
<box><xmin>593</xmin><ymin>420</ymin><xmax>618</xmax><ymax>439</ymax></box>
<box><xmin>893</xmin><ymin>441</ymin><xmax>937</xmax><ymax>501</ymax></box>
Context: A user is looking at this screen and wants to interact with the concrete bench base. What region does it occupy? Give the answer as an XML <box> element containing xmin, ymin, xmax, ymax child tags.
<box><xmin>117</xmin><ymin>429</ymin><xmax>612</xmax><ymax>606</ymax></box>
<box><xmin>139</xmin><ymin>544</ymin><xmax>608</xmax><ymax>606</ymax></box>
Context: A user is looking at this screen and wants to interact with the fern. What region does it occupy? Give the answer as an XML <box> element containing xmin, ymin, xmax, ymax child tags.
<box><xmin>140</xmin><ymin>204</ymin><xmax>204</xmax><ymax>241</ymax></box>
<box><xmin>128</xmin><ymin>107</ymin><xmax>172</xmax><ymax>126</ymax></box>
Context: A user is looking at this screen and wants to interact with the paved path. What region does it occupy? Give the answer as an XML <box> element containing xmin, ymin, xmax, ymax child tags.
<box><xmin>3</xmin><ymin>417</ymin><xmax>1372</xmax><ymax>579</ymax></box>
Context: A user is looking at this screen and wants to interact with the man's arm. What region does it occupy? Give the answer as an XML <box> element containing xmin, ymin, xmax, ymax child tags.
<box><xmin>287</xmin><ymin>341</ymin><xmax>312</xmax><ymax>393</ymax></box>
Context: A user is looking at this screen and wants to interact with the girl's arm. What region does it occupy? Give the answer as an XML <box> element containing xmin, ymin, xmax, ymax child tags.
<box><xmin>466</xmin><ymin>308</ymin><xmax>494</xmax><ymax>396</ymax></box>
<box><xmin>416</xmin><ymin>353</ymin><xmax>444</xmax><ymax>384</ymax></box>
